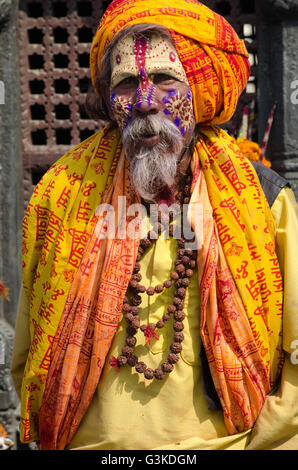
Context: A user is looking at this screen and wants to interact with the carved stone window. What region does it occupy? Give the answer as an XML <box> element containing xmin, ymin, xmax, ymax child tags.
<box><xmin>19</xmin><ymin>0</ymin><xmax>108</xmax><ymax>209</ymax></box>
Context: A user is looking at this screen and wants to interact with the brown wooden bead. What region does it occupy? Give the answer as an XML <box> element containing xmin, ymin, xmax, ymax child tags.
<box><xmin>174</xmin><ymin>332</ymin><xmax>184</xmax><ymax>342</ymax></box>
<box><xmin>131</xmin><ymin>295</ymin><xmax>142</xmax><ymax>305</ymax></box>
<box><xmin>178</xmin><ymin>249</ymin><xmax>185</xmax><ymax>257</ymax></box>
<box><xmin>140</xmin><ymin>238</ymin><xmax>151</xmax><ymax>248</ymax></box>
<box><xmin>176</xmin><ymin>264</ymin><xmax>185</xmax><ymax>274</ymax></box>
<box><xmin>154</xmin><ymin>368</ymin><xmax>165</xmax><ymax>380</ymax></box>
<box><xmin>175</xmin><ymin>259</ymin><xmax>182</xmax><ymax>266</ymax></box>
<box><xmin>185</xmin><ymin>269</ymin><xmax>194</xmax><ymax>278</ymax></box>
<box><xmin>144</xmin><ymin>368</ymin><xmax>154</xmax><ymax>380</ymax></box>
<box><xmin>170</xmin><ymin>271</ymin><xmax>179</xmax><ymax>280</ymax></box>
<box><xmin>189</xmin><ymin>259</ymin><xmax>196</xmax><ymax>269</ymax></box>
<box><xmin>183</xmin><ymin>197</ymin><xmax>190</xmax><ymax>204</ymax></box>
<box><xmin>156</xmin><ymin>320</ymin><xmax>165</xmax><ymax>329</ymax></box>
<box><xmin>170</xmin><ymin>342</ymin><xmax>182</xmax><ymax>353</ymax></box>
<box><xmin>155</xmin><ymin>284</ymin><xmax>164</xmax><ymax>293</ymax></box>
<box><xmin>136</xmin><ymin>253</ymin><xmax>142</xmax><ymax>261</ymax></box>
<box><xmin>175</xmin><ymin>279</ymin><xmax>183</xmax><ymax>288</ymax></box>
<box><xmin>181</xmin><ymin>278</ymin><xmax>190</xmax><ymax>287</ymax></box>
<box><xmin>122</xmin><ymin>346</ymin><xmax>134</xmax><ymax>357</ymax></box>
<box><xmin>129</xmin><ymin>280</ymin><xmax>138</xmax><ymax>289</ymax></box>
<box><xmin>123</xmin><ymin>296</ymin><xmax>129</xmax><ymax>304</ymax></box>
<box><xmin>117</xmin><ymin>355</ymin><xmax>127</xmax><ymax>366</ymax></box>
<box><xmin>133</xmin><ymin>263</ymin><xmax>141</xmax><ymax>273</ymax></box>
<box><xmin>176</xmin><ymin>191</ymin><xmax>182</xmax><ymax>202</ymax></box>
<box><xmin>136</xmin><ymin>284</ymin><xmax>146</xmax><ymax>293</ymax></box>
<box><xmin>138</xmin><ymin>246</ymin><xmax>144</xmax><ymax>255</ymax></box>
<box><xmin>140</xmin><ymin>325</ymin><xmax>147</xmax><ymax>332</ymax></box>
<box><xmin>162</xmin><ymin>313</ymin><xmax>171</xmax><ymax>322</ymax></box>
<box><xmin>178</xmin><ymin>239</ymin><xmax>185</xmax><ymax>248</ymax></box>
<box><xmin>135</xmin><ymin>361</ymin><xmax>147</xmax><ymax>373</ymax></box>
<box><xmin>132</xmin><ymin>273</ymin><xmax>142</xmax><ymax>282</ymax></box>
<box><xmin>167</xmin><ymin>305</ymin><xmax>176</xmax><ymax>314</ymax></box>
<box><xmin>131</xmin><ymin>318</ymin><xmax>140</xmax><ymax>329</ymax></box>
<box><xmin>174</xmin><ymin>310</ymin><xmax>185</xmax><ymax>321</ymax></box>
<box><xmin>177</xmin><ymin>287</ymin><xmax>186</xmax><ymax>298</ymax></box>
<box><xmin>161</xmin><ymin>362</ymin><xmax>174</xmax><ymax>373</ymax></box>
<box><xmin>184</xmin><ymin>249</ymin><xmax>193</xmax><ymax>257</ymax></box>
<box><xmin>131</xmin><ymin>306</ymin><xmax>139</xmax><ymax>315</ymax></box>
<box><xmin>167</xmin><ymin>353</ymin><xmax>180</xmax><ymax>364</ymax></box>
<box><xmin>126</xmin><ymin>326</ymin><xmax>137</xmax><ymax>336</ymax></box>
<box><xmin>146</xmin><ymin>287</ymin><xmax>155</xmax><ymax>296</ymax></box>
<box><xmin>181</xmin><ymin>255</ymin><xmax>190</xmax><ymax>265</ymax></box>
<box><xmin>173</xmin><ymin>297</ymin><xmax>182</xmax><ymax>306</ymax></box>
<box><xmin>124</xmin><ymin>313</ymin><xmax>134</xmax><ymax>323</ymax></box>
<box><xmin>126</xmin><ymin>336</ymin><xmax>137</xmax><ymax>347</ymax></box>
<box><xmin>127</xmin><ymin>354</ymin><xmax>138</xmax><ymax>366</ymax></box>
<box><xmin>122</xmin><ymin>303</ymin><xmax>131</xmax><ymax>313</ymax></box>
<box><xmin>174</xmin><ymin>321</ymin><xmax>184</xmax><ymax>332</ymax></box>
<box><xmin>184</xmin><ymin>185</ymin><xmax>190</xmax><ymax>195</ymax></box>
<box><xmin>164</xmin><ymin>280</ymin><xmax>172</xmax><ymax>288</ymax></box>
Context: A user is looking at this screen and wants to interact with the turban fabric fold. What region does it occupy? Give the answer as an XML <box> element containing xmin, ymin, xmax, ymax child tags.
<box><xmin>90</xmin><ymin>0</ymin><xmax>250</xmax><ymax>124</ymax></box>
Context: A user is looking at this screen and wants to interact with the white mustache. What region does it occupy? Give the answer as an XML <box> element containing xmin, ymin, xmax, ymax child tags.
<box><xmin>122</xmin><ymin>114</ymin><xmax>183</xmax><ymax>160</ymax></box>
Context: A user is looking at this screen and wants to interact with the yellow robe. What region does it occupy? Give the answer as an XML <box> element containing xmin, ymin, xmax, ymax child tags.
<box><xmin>11</xmin><ymin>186</ymin><xmax>298</xmax><ymax>450</ymax></box>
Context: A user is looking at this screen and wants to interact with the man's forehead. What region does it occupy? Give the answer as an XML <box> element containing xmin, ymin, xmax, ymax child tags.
<box><xmin>110</xmin><ymin>32</ymin><xmax>188</xmax><ymax>89</ymax></box>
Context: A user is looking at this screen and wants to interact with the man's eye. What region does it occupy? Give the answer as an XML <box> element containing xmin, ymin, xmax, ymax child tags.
<box><xmin>117</xmin><ymin>77</ymin><xmax>139</xmax><ymax>88</ymax></box>
<box><xmin>153</xmin><ymin>74</ymin><xmax>176</xmax><ymax>85</ymax></box>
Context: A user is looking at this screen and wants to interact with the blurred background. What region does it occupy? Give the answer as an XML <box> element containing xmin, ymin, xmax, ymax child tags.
<box><xmin>0</xmin><ymin>0</ymin><xmax>297</xmax><ymax>449</ymax></box>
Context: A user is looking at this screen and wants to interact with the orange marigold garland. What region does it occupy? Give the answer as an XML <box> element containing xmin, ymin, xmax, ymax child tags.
<box><xmin>0</xmin><ymin>281</ymin><xmax>10</xmax><ymax>301</ymax></box>
<box><xmin>237</xmin><ymin>137</ymin><xmax>271</xmax><ymax>168</ymax></box>
<box><xmin>236</xmin><ymin>101</ymin><xmax>278</xmax><ymax>168</ymax></box>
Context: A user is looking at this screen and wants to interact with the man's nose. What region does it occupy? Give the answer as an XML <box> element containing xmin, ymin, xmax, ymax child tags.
<box><xmin>133</xmin><ymin>85</ymin><xmax>159</xmax><ymax>115</ymax></box>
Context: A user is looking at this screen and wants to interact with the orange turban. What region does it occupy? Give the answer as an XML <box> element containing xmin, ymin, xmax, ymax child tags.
<box><xmin>90</xmin><ymin>0</ymin><xmax>250</xmax><ymax>125</ymax></box>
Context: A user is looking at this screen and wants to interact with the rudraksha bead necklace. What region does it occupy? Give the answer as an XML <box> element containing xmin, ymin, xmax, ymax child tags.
<box><xmin>110</xmin><ymin>166</ymin><xmax>197</xmax><ymax>381</ymax></box>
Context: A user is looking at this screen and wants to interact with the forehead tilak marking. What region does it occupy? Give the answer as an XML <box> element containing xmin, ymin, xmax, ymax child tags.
<box><xmin>134</xmin><ymin>35</ymin><xmax>150</xmax><ymax>92</ymax></box>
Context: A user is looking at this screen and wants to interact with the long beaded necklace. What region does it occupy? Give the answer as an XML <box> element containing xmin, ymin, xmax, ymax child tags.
<box><xmin>110</xmin><ymin>165</ymin><xmax>197</xmax><ymax>380</ymax></box>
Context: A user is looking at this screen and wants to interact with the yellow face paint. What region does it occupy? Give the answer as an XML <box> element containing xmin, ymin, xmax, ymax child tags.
<box><xmin>110</xmin><ymin>33</ymin><xmax>188</xmax><ymax>90</ymax></box>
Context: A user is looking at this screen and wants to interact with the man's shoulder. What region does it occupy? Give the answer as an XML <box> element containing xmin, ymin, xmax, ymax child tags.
<box><xmin>251</xmin><ymin>161</ymin><xmax>290</xmax><ymax>208</ymax></box>
<box><xmin>27</xmin><ymin>127</ymin><xmax>114</xmax><ymax>209</ymax></box>
<box><xmin>41</xmin><ymin>129</ymin><xmax>106</xmax><ymax>183</ymax></box>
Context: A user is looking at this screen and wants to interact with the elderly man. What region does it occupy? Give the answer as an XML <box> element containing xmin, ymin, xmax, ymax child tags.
<box><xmin>11</xmin><ymin>0</ymin><xmax>298</xmax><ymax>451</ymax></box>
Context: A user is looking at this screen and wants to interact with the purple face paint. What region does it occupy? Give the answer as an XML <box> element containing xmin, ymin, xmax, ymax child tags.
<box><xmin>163</xmin><ymin>86</ymin><xmax>194</xmax><ymax>136</ymax></box>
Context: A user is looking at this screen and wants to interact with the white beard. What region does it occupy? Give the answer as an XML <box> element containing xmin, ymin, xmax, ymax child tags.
<box><xmin>122</xmin><ymin>115</ymin><xmax>184</xmax><ymax>202</ymax></box>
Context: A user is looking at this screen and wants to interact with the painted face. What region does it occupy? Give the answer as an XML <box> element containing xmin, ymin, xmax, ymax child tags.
<box><xmin>110</xmin><ymin>33</ymin><xmax>195</xmax><ymax>144</ymax></box>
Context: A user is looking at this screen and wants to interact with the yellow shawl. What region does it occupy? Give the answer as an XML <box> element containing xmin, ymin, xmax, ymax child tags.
<box><xmin>21</xmin><ymin>125</ymin><xmax>283</xmax><ymax>448</ymax></box>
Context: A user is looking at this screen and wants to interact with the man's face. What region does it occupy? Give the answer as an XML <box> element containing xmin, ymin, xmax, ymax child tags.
<box><xmin>108</xmin><ymin>32</ymin><xmax>195</xmax><ymax>201</ymax></box>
